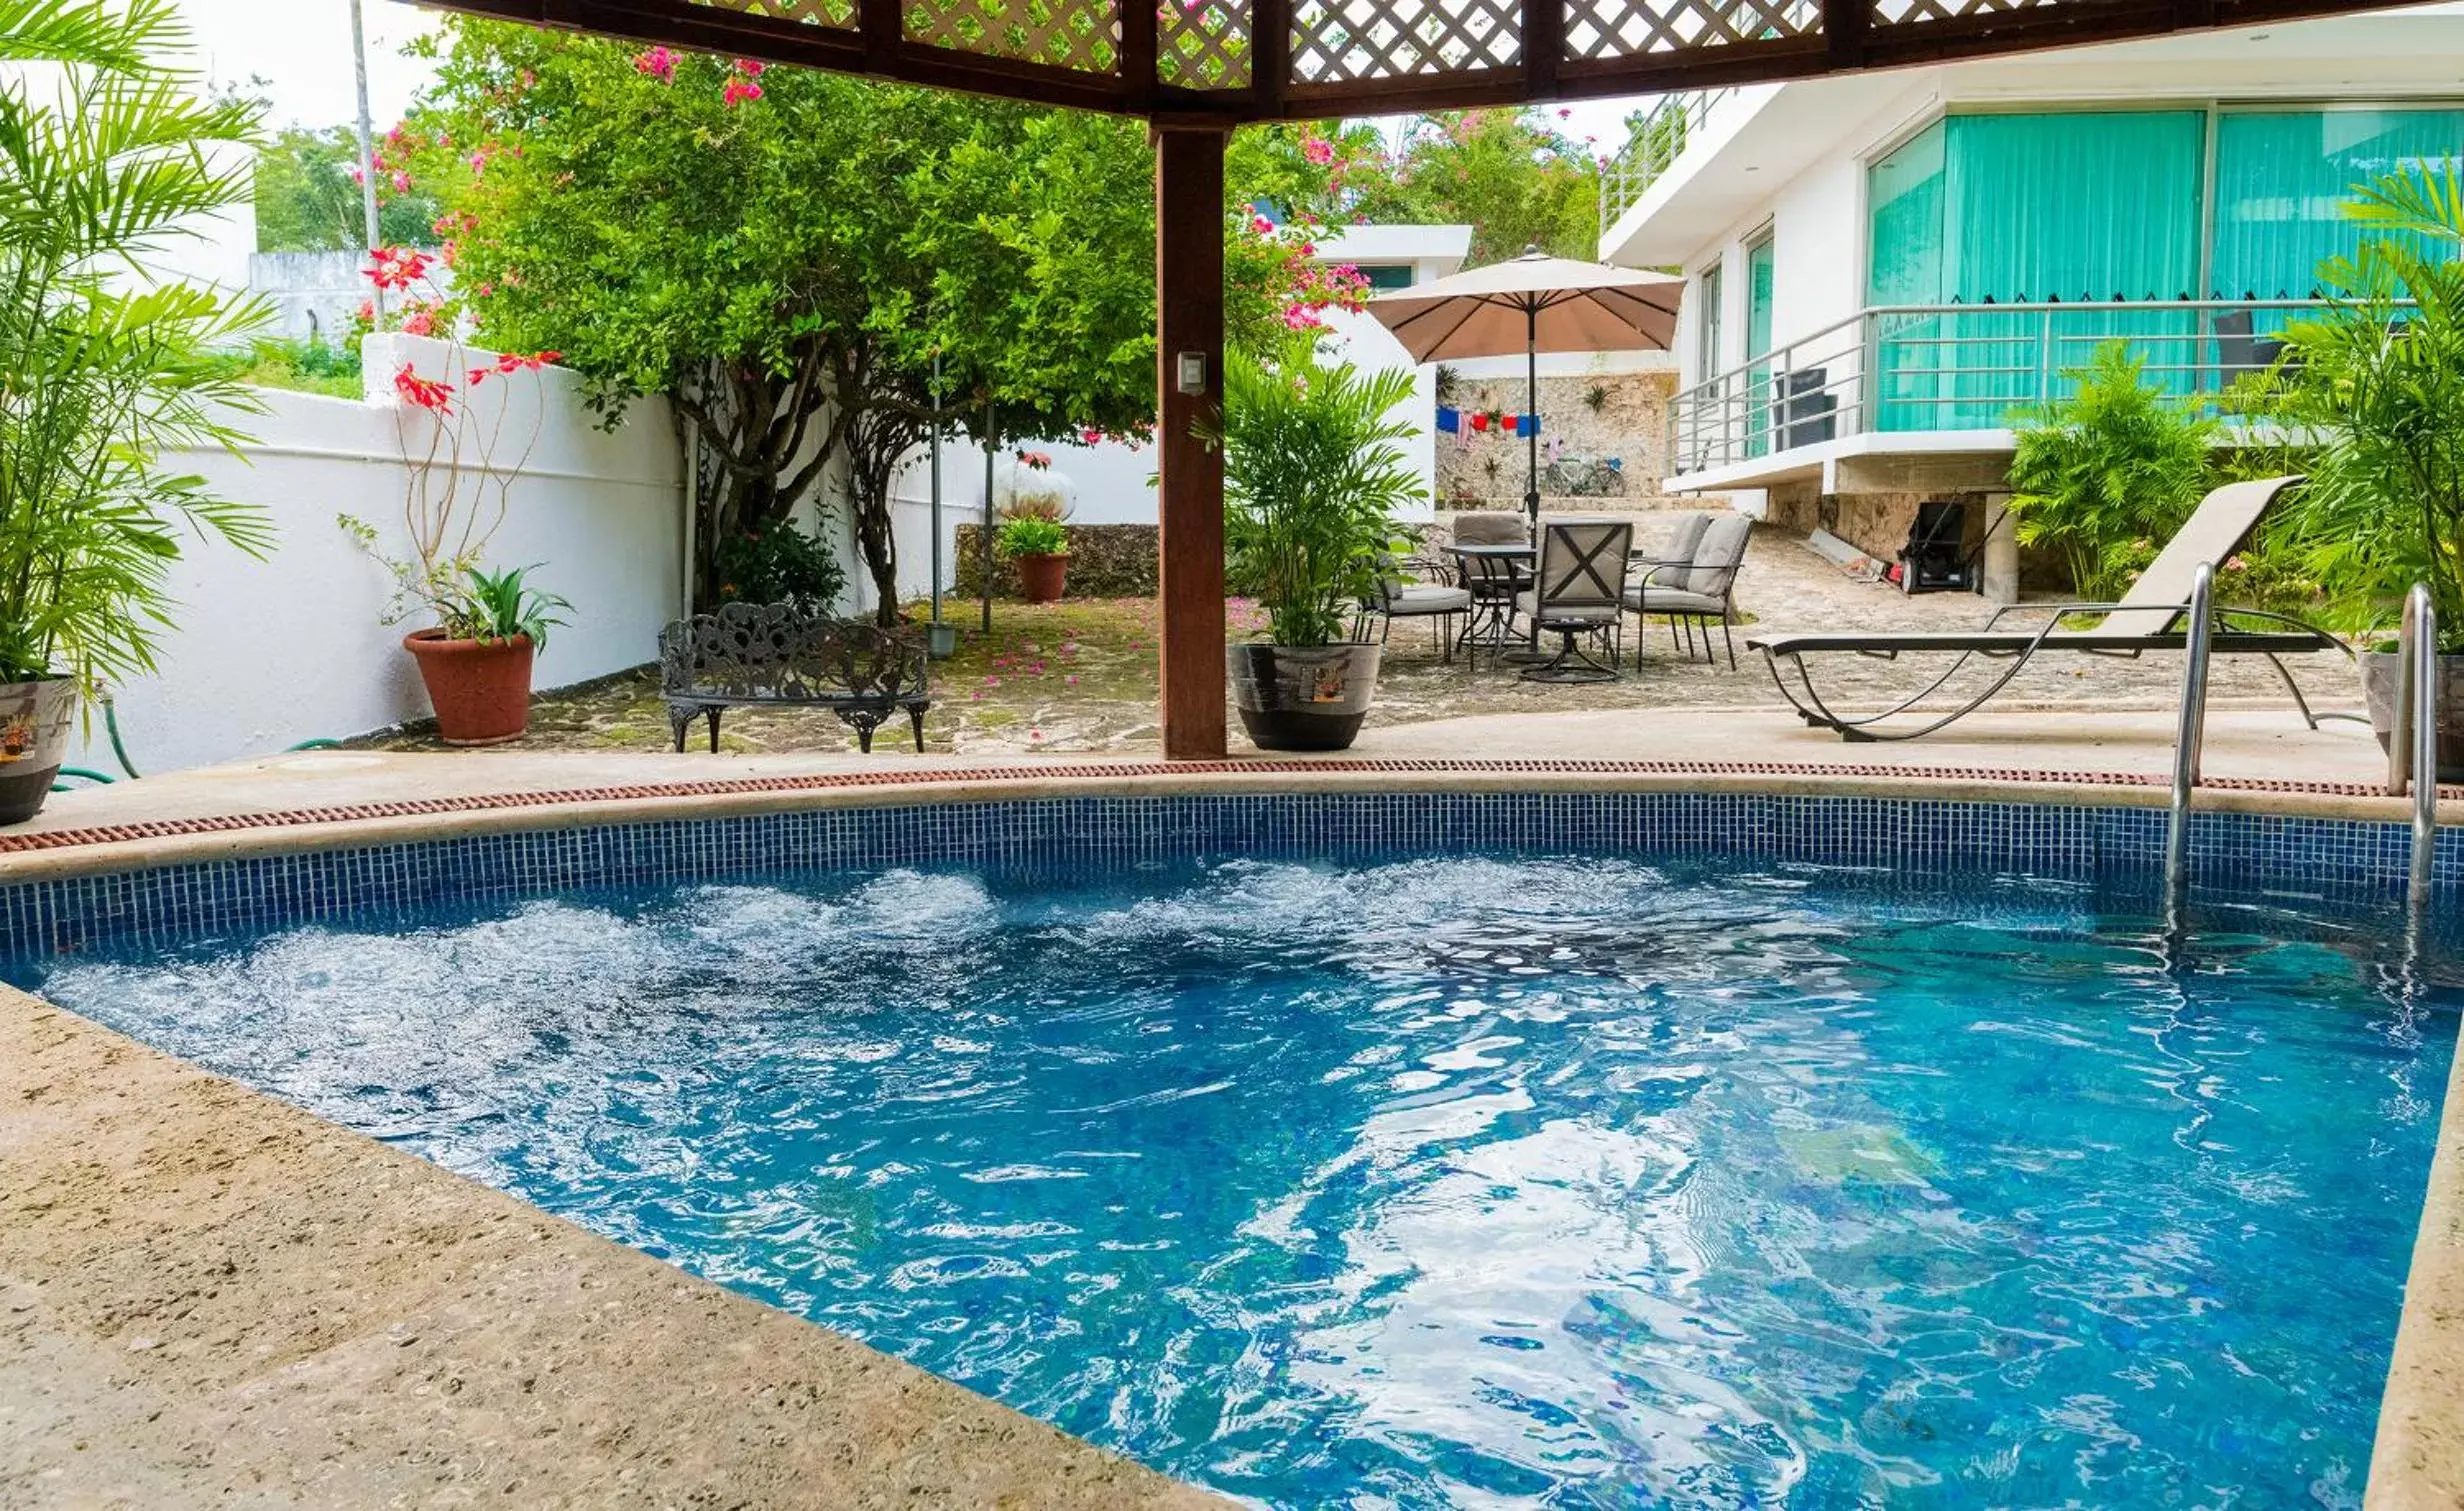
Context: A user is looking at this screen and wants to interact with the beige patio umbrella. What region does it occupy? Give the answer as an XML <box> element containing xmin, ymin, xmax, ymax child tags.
<box><xmin>1369</xmin><ymin>248</ymin><xmax>1683</xmax><ymax>533</ymax></box>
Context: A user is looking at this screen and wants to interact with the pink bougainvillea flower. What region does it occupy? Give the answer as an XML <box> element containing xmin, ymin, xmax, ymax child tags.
<box><xmin>1281</xmin><ymin>305</ymin><xmax>1325</xmax><ymax>330</ymax></box>
<box><xmin>1302</xmin><ymin>136</ymin><xmax>1334</xmax><ymax>165</ymax></box>
<box><xmin>391</xmin><ymin>363</ymin><xmax>454</xmax><ymax>416</ymax></box>
<box><xmin>734</xmin><ymin>58</ymin><xmax>766</xmax><ymax>76</ymax></box>
<box><xmin>1557</xmin><ymin>106</ymin><xmax>1572</xmax><ymax>119</ymax></box>
<box><xmin>398</xmin><ymin>305</ymin><xmax>437</xmax><ymax>338</ymax></box>
<box><xmin>1250</xmin><ymin>213</ymin><xmax>1275</xmax><ymax>235</ymax></box>
<box><xmin>390</xmin><ymin>170</ymin><xmax>411</xmax><ymax>193</ymax></box>
<box><xmin>723</xmin><ymin>76</ymin><xmax>764</xmax><ymax>107</ymax></box>
<box><xmin>634</xmin><ymin>46</ymin><xmax>678</xmax><ymax>83</ymax></box>
<box><xmin>355</xmin><ymin>299</ymin><xmax>374</xmax><ymax>323</ymax></box>
<box><xmin>349</xmin><ymin>166</ymin><xmax>367</xmax><ymax>186</ymax></box>
<box><xmin>1079</xmin><ymin>428</ymin><xmax>1103</xmax><ymax>445</ymax></box>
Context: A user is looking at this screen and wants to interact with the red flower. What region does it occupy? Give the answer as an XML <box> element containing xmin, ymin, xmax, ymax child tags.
<box><xmin>392</xmin><ymin>363</ymin><xmax>455</xmax><ymax>416</ymax></box>
<box><xmin>723</xmin><ymin>76</ymin><xmax>764</xmax><ymax>107</ymax></box>
<box><xmin>734</xmin><ymin>58</ymin><xmax>767</xmax><ymax>76</ymax></box>
<box><xmin>364</xmin><ymin>246</ymin><xmax>435</xmax><ymax>292</ymax></box>
<box><xmin>634</xmin><ymin>46</ymin><xmax>678</xmax><ymax>83</ymax></box>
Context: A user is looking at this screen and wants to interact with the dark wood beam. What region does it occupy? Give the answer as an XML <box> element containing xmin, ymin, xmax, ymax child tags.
<box><xmin>1822</xmin><ymin>0</ymin><xmax>1867</xmax><ymax>71</ymax></box>
<box><xmin>1522</xmin><ymin>0</ymin><xmax>1561</xmax><ymax>103</ymax></box>
<box><xmin>1119</xmin><ymin>0</ymin><xmax>1157</xmax><ymax>111</ymax></box>
<box><xmin>427</xmin><ymin>0</ymin><xmax>2432</xmax><ymax>128</ymax></box>
<box><xmin>1153</xmin><ymin>124</ymin><xmax>1229</xmax><ymax>762</ymax></box>
<box><xmin>1250</xmin><ymin>0</ymin><xmax>1290</xmax><ymax>120</ymax></box>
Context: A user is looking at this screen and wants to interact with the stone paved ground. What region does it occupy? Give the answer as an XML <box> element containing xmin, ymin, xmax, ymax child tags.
<box><xmin>366</xmin><ymin>526</ymin><xmax>2358</xmax><ymax>757</ymax></box>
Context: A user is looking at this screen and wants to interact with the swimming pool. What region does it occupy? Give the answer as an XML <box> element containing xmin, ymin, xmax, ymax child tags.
<box><xmin>14</xmin><ymin>843</ymin><xmax>2451</xmax><ymax>1509</ymax></box>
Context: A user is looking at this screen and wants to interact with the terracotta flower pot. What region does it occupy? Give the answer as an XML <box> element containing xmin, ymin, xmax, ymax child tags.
<box><xmin>1015</xmin><ymin>552</ymin><xmax>1070</xmax><ymax>603</ymax></box>
<box><xmin>403</xmin><ymin>629</ymin><xmax>535</xmax><ymax>746</ymax></box>
<box><xmin>0</xmin><ymin>676</ymin><xmax>75</xmax><ymax>825</ymax></box>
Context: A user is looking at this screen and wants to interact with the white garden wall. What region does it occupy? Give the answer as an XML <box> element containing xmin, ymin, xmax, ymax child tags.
<box><xmin>70</xmin><ymin>332</ymin><xmax>684</xmax><ymax>776</ymax></box>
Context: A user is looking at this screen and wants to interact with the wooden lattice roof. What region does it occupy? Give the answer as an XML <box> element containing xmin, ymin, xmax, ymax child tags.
<box><xmin>423</xmin><ymin>0</ymin><xmax>2402</xmax><ymax>122</ymax></box>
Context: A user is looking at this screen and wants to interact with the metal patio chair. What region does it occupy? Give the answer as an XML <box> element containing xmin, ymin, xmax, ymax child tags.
<box><xmin>1357</xmin><ymin>550</ymin><xmax>1475</xmax><ymax>661</ymax></box>
<box><xmin>1514</xmin><ymin>518</ymin><xmax>1633</xmax><ymax>683</ymax></box>
<box><xmin>1625</xmin><ymin>513</ymin><xmax>1752</xmax><ymax>669</ymax></box>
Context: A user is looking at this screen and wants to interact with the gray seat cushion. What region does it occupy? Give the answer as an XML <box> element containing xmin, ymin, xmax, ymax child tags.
<box><xmin>1686</xmin><ymin>516</ymin><xmax>1754</xmax><ymax>596</ymax></box>
<box><xmin>1516</xmin><ymin>590</ymin><xmax>1618</xmax><ymax>623</ymax></box>
<box><xmin>1387</xmin><ymin>584</ymin><xmax>1473</xmax><ymax>614</ymax></box>
<box><xmin>1639</xmin><ymin>512</ymin><xmax>1710</xmax><ymax>588</ymax></box>
<box><xmin>1625</xmin><ymin>586</ymin><xmax>1727</xmax><ymax>616</ymax></box>
<box><xmin>1452</xmin><ymin>513</ymin><xmax>1528</xmax><ymax>546</ymax></box>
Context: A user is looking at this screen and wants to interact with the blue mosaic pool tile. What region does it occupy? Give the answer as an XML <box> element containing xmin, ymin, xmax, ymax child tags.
<box><xmin>2</xmin><ymin>792</ymin><xmax>2457</xmax><ymax>959</ymax></box>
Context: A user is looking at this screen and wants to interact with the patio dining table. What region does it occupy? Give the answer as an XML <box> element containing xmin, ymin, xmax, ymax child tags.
<box><xmin>1442</xmin><ymin>541</ymin><xmax>1540</xmax><ymax>662</ymax></box>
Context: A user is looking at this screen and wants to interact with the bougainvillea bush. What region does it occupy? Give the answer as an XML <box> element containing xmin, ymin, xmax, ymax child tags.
<box><xmin>388</xmin><ymin>20</ymin><xmax>1382</xmax><ymax>622</ymax></box>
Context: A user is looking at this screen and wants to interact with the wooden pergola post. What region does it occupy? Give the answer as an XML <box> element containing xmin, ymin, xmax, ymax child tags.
<box><xmin>1154</xmin><ymin>124</ymin><xmax>1228</xmax><ymax>762</ymax></box>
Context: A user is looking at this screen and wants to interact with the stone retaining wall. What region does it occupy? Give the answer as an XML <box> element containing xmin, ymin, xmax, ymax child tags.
<box><xmin>956</xmin><ymin>523</ymin><xmax>1159</xmax><ymax>599</ymax></box>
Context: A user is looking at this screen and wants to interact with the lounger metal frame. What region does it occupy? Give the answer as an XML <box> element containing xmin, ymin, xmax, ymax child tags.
<box><xmin>1752</xmin><ymin>598</ymin><xmax>2358</xmax><ymax>743</ymax></box>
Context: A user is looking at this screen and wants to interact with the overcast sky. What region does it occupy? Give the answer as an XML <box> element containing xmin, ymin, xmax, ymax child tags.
<box><xmin>179</xmin><ymin>0</ymin><xmax>1645</xmax><ymax>151</ymax></box>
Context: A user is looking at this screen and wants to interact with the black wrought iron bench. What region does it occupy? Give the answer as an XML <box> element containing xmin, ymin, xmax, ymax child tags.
<box><xmin>659</xmin><ymin>604</ymin><xmax>931</xmax><ymax>753</ymax></box>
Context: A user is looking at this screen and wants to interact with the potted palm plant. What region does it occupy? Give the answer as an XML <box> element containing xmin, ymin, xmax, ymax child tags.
<box><xmin>0</xmin><ymin>1</ymin><xmax>272</xmax><ymax>824</ymax></box>
<box><xmin>1216</xmin><ymin>352</ymin><xmax>1422</xmax><ymax>751</ymax></box>
<box><xmin>2255</xmin><ymin>164</ymin><xmax>2464</xmax><ymax>778</ymax></box>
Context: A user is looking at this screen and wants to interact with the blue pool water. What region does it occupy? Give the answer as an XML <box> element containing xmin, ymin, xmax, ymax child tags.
<box><xmin>13</xmin><ymin>853</ymin><xmax>2453</xmax><ymax>1508</ymax></box>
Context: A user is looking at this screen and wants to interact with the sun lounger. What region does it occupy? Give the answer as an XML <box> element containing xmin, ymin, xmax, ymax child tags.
<box><xmin>1746</xmin><ymin>476</ymin><xmax>2353</xmax><ymax>741</ymax></box>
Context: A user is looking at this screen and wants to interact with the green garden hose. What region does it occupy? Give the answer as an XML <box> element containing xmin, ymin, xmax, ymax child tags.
<box><xmin>47</xmin><ymin>703</ymin><xmax>342</xmax><ymax>793</ymax></box>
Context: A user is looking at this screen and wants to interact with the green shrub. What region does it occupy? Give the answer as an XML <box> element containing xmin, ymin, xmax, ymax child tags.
<box><xmin>2006</xmin><ymin>341</ymin><xmax>2218</xmax><ymax>600</ymax></box>
<box><xmin>1216</xmin><ymin>352</ymin><xmax>1423</xmax><ymax>647</ymax></box>
<box><xmin>996</xmin><ymin>515</ymin><xmax>1068</xmax><ymax>558</ymax></box>
<box><xmin>714</xmin><ymin>521</ymin><xmax>846</xmax><ymax>615</ymax></box>
<box><xmin>2247</xmin><ymin>164</ymin><xmax>2464</xmax><ymax>648</ymax></box>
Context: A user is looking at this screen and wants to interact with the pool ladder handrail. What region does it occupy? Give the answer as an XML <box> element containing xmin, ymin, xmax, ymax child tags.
<box><xmin>2163</xmin><ymin>562</ymin><xmax>2217</xmax><ymax>914</ymax></box>
<box><xmin>2387</xmin><ymin>583</ymin><xmax>2440</xmax><ymax>912</ymax></box>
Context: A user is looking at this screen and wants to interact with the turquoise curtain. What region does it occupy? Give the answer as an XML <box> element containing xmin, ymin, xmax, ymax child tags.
<box><xmin>1745</xmin><ymin>236</ymin><xmax>1776</xmax><ymax>456</ymax></box>
<box><xmin>2213</xmin><ymin>108</ymin><xmax>2464</xmax><ymax>331</ymax></box>
<box><xmin>1869</xmin><ymin>112</ymin><xmax>2204</xmax><ymax>429</ymax></box>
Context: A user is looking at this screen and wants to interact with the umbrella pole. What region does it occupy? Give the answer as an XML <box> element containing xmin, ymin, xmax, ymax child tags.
<box><xmin>1524</xmin><ymin>301</ymin><xmax>1541</xmax><ymax>539</ymax></box>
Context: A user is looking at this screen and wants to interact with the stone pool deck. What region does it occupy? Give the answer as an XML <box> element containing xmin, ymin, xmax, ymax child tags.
<box><xmin>0</xmin><ymin>987</ymin><xmax>1228</xmax><ymax>1509</ymax></box>
<box><xmin>4</xmin><ymin>705</ymin><xmax>2461</xmax><ymax>1507</ymax></box>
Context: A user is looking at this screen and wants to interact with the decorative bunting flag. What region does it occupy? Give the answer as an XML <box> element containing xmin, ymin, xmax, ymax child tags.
<box><xmin>1435</xmin><ymin>406</ymin><xmax>1460</xmax><ymax>434</ymax></box>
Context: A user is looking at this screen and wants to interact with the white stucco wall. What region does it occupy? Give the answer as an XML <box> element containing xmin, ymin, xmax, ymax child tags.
<box><xmin>70</xmin><ymin>332</ymin><xmax>684</xmax><ymax>776</ymax></box>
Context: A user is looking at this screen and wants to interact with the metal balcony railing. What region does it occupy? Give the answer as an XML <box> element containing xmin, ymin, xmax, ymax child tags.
<box><xmin>1668</xmin><ymin>299</ymin><xmax>2343</xmax><ymax>478</ymax></box>
<box><xmin>1596</xmin><ymin>87</ymin><xmax>1735</xmax><ymax>246</ymax></box>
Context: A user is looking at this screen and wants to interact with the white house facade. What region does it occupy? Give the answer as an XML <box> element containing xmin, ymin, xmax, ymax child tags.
<box><xmin>1597</xmin><ymin>4</ymin><xmax>2464</xmax><ymax>569</ymax></box>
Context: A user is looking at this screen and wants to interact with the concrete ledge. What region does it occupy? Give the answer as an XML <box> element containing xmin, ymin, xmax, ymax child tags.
<box><xmin>4</xmin><ymin>761</ymin><xmax>2456</xmax><ymax>886</ymax></box>
<box><xmin>0</xmin><ymin>986</ymin><xmax>1225</xmax><ymax>1509</ymax></box>
<box><xmin>2371</xmin><ymin>1034</ymin><xmax>2464</xmax><ymax>1510</ymax></box>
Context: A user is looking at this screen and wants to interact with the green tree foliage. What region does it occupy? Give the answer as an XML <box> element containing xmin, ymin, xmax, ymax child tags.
<box><xmin>1217</xmin><ymin>353</ymin><xmax>1424</xmax><ymax>647</ymax></box>
<box><xmin>405</xmin><ymin>22</ymin><xmax>1361</xmax><ymax>622</ymax></box>
<box><xmin>2250</xmin><ymin>165</ymin><xmax>2464</xmax><ymax>645</ymax></box>
<box><xmin>254</xmin><ymin>123</ymin><xmax>441</xmax><ymax>253</ymax></box>
<box><xmin>2006</xmin><ymin>342</ymin><xmax>2217</xmax><ymax>599</ymax></box>
<box><xmin>0</xmin><ymin>0</ymin><xmax>273</xmax><ymax>689</ymax></box>
<box><xmin>1349</xmin><ymin>109</ymin><xmax>1603</xmax><ymax>264</ymax></box>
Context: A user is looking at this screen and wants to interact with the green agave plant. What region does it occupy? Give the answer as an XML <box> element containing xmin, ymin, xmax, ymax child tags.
<box><xmin>0</xmin><ymin>0</ymin><xmax>273</xmax><ymax>692</ymax></box>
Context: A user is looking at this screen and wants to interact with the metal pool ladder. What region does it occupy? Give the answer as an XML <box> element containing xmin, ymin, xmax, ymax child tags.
<box><xmin>2171</xmin><ymin>574</ymin><xmax>2442</xmax><ymax>920</ymax></box>
<box><xmin>2163</xmin><ymin>563</ymin><xmax>2217</xmax><ymax>919</ymax></box>
<box><xmin>2388</xmin><ymin>583</ymin><xmax>2442</xmax><ymax>916</ymax></box>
